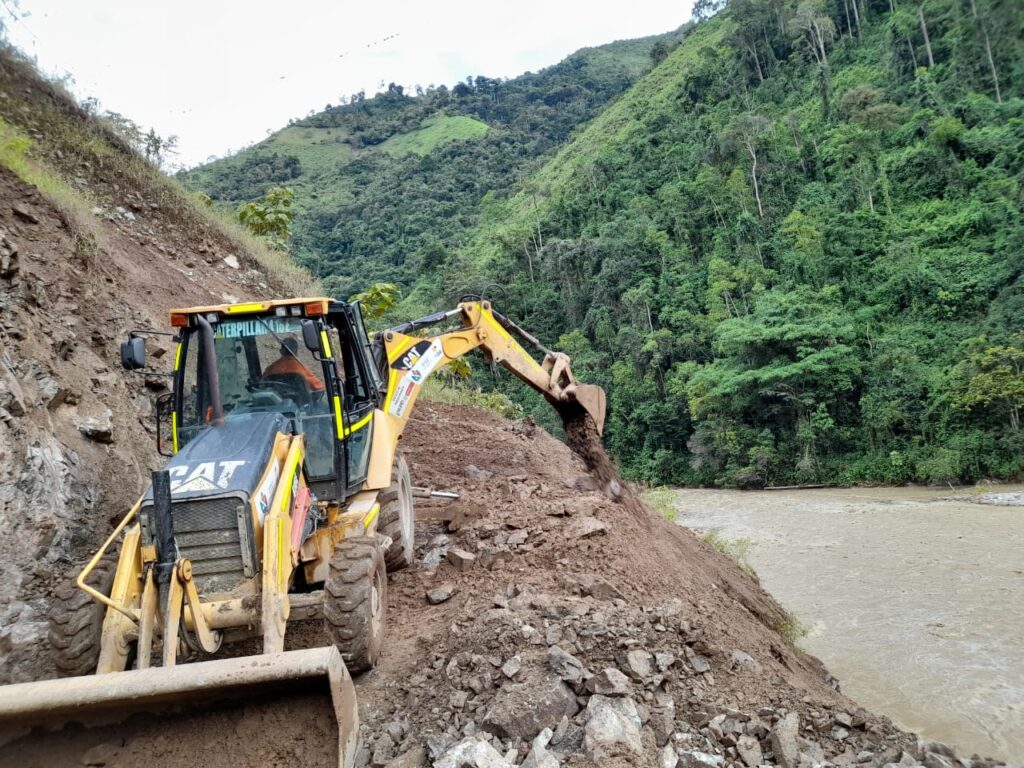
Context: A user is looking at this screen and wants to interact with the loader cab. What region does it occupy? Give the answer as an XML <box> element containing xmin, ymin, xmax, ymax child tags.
<box><xmin>169</xmin><ymin>298</ymin><xmax>383</xmax><ymax>502</ymax></box>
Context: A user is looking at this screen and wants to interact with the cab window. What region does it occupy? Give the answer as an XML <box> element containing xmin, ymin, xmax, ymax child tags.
<box><xmin>176</xmin><ymin>315</ymin><xmax>335</xmax><ymax>479</ymax></box>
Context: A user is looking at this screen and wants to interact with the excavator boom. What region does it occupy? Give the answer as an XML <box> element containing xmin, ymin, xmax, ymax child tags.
<box><xmin>380</xmin><ymin>300</ymin><xmax>606</xmax><ymax>435</ymax></box>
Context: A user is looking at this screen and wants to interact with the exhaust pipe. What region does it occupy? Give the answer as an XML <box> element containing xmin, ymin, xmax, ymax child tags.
<box><xmin>195</xmin><ymin>314</ymin><xmax>225</xmax><ymax>426</ymax></box>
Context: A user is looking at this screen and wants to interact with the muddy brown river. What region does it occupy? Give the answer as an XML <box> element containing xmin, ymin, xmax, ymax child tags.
<box><xmin>667</xmin><ymin>485</ymin><xmax>1024</xmax><ymax>763</ymax></box>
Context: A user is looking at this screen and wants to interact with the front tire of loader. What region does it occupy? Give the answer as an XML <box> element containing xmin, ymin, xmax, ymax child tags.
<box><xmin>323</xmin><ymin>536</ymin><xmax>386</xmax><ymax>674</ymax></box>
<box><xmin>379</xmin><ymin>453</ymin><xmax>415</xmax><ymax>572</ymax></box>
<box><xmin>48</xmin><ymin>552</ymin><xmax>117</xmax><ymax>677</ymax></box>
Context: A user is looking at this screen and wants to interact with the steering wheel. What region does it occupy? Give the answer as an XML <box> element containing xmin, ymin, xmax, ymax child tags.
<box><xmin>246</xmin><ymin>382</ymin><xmax>285</xmax><ymax>407</ymax></box>
<box><xmin>259</xmin><ymin>374</ymin><xmax>312</xmax><ymax>408</ymax></box>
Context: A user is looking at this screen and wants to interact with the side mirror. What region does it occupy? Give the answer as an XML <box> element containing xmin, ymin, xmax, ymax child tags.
<box><xmin>120</xmin><ymin>337</ymin><xmax>146</xmax><ymax>370</ymax></box>
<box><xmin>300</xmin><ymin>319</ymin><xmax>322</xmax><ymax>354</ymax></box>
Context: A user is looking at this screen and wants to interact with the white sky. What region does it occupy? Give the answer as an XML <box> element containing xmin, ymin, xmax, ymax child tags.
<box><xmin>2</xmin><ymin>1</ymin><xmax>693</xmax><ymax>168</ymax></box>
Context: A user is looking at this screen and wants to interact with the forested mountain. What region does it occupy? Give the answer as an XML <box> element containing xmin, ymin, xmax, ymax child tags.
<box><xmin>452</xmin><ymin>0</ymin><xmax>1024</xmax><ymax>487</ymax></box>
<box><xmin>179</xmin><ymin>29</ymin><xmax>684</xmax><ymax>297</ymax></box>
<box><xmin>187</xmin><ymin>1</ymin><xmax>1024</xmax><ymax>487</ymax></box>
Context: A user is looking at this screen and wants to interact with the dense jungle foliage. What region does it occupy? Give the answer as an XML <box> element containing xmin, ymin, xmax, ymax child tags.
<box><xmin>187</xmin><ymin>0</ymin><xmax>1024</xmax><ymax>487</ymax></box>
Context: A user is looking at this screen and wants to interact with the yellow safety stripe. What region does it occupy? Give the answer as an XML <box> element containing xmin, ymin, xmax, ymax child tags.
<box><xmin>333</xmin><ymin>395</ymin><xmax>345</xmax><ymax>439</ymax></box>
<box><xmin>384</xmin><ymin>369</ymin><xmax>398</xmax><ymax>410</ymax></box>
<box><xmin>320</xmin><ymin>330</ymin><xmax>332</xmax><ymax>358</ymax></box>
<box><xmin>173</xmin><ymin>342</ymin><xmax>183</xmax><ymax>372</ymax></box>
<box><xmin>171</xmin><ymin>411</ymin><xmax>179</xmax><ymax>453</ymax></box>
<box><xmin>387</xmin><ymin>337</ymin><xmax>416</xmax><ymax>364</ymax></box>
<box><xmin>345</xmin><ymin>412</ymin><xmax>372</xmax><ymax>437</ymax></box>
<box><xmin>363</xmin><ymin>503</ymin><xmax>380</xmax><ymax>530</ymax></box>
<box><xmin>280</xmin><ymin>450</ymin><xmax>304</xmax><ymax>513</ymax></box>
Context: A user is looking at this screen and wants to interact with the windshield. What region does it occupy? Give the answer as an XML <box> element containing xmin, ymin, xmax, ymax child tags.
<box><xmin>177</xmin><ymin>316</ymin><xmax>336</xmax><ymax>478</ymax></box>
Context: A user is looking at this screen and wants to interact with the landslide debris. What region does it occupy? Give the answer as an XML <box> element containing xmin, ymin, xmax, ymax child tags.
<box><xmin>0</xmin><ymin>45</ymin><xmax>310</xmax><ymax>685</ymax></box>
<box><xmin>327</xmin><ymin>402</ymin><xmax>1005</xmax><ymax>768</ymax></box>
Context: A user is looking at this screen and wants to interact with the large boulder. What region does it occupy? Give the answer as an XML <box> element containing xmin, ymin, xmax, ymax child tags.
<box><xmin>482</xmin><ymin>674</ymin><xmax>579</xmax><ymax>741</ymax></box>
<box><xmin>771</xmin><ymin>712</ymin><xmax>800</xmax><ymax>768</ymax></box>
<box><xmin>583</xmin><ymin>695</ymin><xmax>642</xmax><ymax>760</ymax></box>
<box><xmin>434</xmin><ymin>738</ymin><xmax>512</xmax><ymax>768</ymax></box>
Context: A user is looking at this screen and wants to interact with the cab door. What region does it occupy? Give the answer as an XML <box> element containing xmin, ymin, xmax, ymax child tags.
<box><xmin>329</xmin><ymin>305</ymin><xmax>378</xmax><ymax>494</ymax></box>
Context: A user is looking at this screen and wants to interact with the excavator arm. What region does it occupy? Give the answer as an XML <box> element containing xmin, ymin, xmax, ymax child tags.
<box><xmin>377</xmin><ymin>300</ymin><xmax>606</xmax><ymax>436</ymax></box>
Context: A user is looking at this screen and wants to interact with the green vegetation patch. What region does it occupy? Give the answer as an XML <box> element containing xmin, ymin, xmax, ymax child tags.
<box><xmin>378</xmin><ymin>115</ymin><xmax>489</xmax><ymax>157</ymax></box>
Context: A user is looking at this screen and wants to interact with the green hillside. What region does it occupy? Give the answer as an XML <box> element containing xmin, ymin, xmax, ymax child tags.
<box><xmin>451</xmin><ymin>0</ymin><xmax>1024</xmax><ymax>487</ymax></box>
<box><xmin>179</xmin><ymin>28</ymin><xmax>686</xmax><ymax>296</ymax></box>
<box><xmin>186</xmin><ymin>1</ymin><xmax>1024</xmax><ymax>488</ymax></box>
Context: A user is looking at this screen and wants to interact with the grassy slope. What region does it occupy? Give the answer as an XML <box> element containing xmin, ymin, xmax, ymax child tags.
<box><xmin>379</xmin><ymin>115</ymin><xmax>489</xmax><ymax>156</ymax></box>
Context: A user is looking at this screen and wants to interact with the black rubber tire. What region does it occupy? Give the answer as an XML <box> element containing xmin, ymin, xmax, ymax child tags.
<box><xmin>378</xmin><ymin>453</ymin><xmax>415</xmax><ymax>572</ymax></box>
<box><xmin>48</xmin><ymin>552</ymin><xmax>118</xmax><ymax>677</ymax></box>
<box><xmin>323</xmin><ymin>536</ymin><xmax>386</xmax><ymax>674</ymax></box>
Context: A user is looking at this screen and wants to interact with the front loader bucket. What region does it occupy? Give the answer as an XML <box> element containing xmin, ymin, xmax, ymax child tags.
<box><xmin>0</xmin><ymin>647</ymin><xmax>359</xmax><ymax>768</ymax></box>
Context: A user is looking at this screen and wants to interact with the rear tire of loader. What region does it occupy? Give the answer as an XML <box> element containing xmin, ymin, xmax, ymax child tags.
<box><xmin>48</xmin><ymin>552</ymin><xmax>117</xmax><ymax>677</ymax></box>
<box><xmin>323</xmin><ymin>536</ymin><xmax>386</xmax><ymax>674</ymax></box>
<box><xmin>379</xmin><ymin>453</ymin><xmax>415</xmax><ymax>572</ymax></box>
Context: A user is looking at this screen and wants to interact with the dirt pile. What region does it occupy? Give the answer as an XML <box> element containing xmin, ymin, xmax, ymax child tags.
<box><xmin>314</xmin><ymin>402</ymin><xmax>1000</xmax><ymax>768</ymax></box>
<box><xmin>0</xmin><ymin>47</ymin><xmax>305</xmax><ymax>684</ymax></box>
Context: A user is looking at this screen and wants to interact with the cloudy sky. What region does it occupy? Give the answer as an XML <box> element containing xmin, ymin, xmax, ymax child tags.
<box><xmin>2</xmin><ymin>1</ymin><xmax>693</xmax><ymax>168</ymax></box>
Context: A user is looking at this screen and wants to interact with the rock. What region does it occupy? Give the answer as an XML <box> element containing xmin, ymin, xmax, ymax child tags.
<box><xmin>729</xmin><ymin>650</ymin><xmax>762</xmax><ymax>674</ymax></box>
<box><xmin>771</xmin><ymin>712</ymin><xmax>800</xmax><ymax>768</ymax></box>
<box><xmin>622</xmin><ymin>649</ymin><xmax>654</xmax><ymax>680</ymax></box>
<box><xmin>923</xmin><ymin>756</ymin><xmax>955</xmax><ymax>768</ymax></box>
<box><xmin>654</xmin><ymin>651</ymin><xmax>676</xmax><ymax>671</ymax></box>
<box><xmin>11</xmin><ymin>204</ymin><xmax>39</xmax><ymax>224</ymax></box>
<box><xmin>521</xmin><ymin>728</ymin><xmax>560</xmax><ymax>768</ymax></box>
<box><xmin>649</xmin><ymin>705</ymin><xmax>674</xmax><ymax>747</ymax></box>
<box><xmin>383</xmin><ymin>747</ymin><xmax>426</xmax><ymax>768</ymax></box>
<box><xmin>447</xmin><ymin>548</ymin><xmax>476</xmax><ymax>571</ymax></box>
<box><xmin>798</xmin><ymin>737</ymin><xmax>826</xmax><ymax>766</ymax></box>
<box><xmin>81</xmin><ymin>742</ymin><xmax>118</xmax><ymax>766</ymax></box>
<box><xmin>834</xmin><ymin>711</ymin><xmax>854</xmax><ymax>729</ymax></box>
<box><xmin>0</xmin><ymin>367</ymin><xmax>26</xmax><ymax>417</ymax></box>
<box><xmin>547</xmin><ymin>645</ymin><xmax>585</xmax><ymax>685</ymax></box>
<box><xmin>426</xmin><ymin>583</ymin><xmax>456</xmax><ymax>604</ymax></box>
<box><xmin>464</xmin><ymin>464</ymin><xmax>493</xmax><ymax>482</ymax></box>
<box><xmin>564</xmin><ymin>515</ymin><xmax>608</xmax><ymax>540</ymax></box>
<box><xmin>586</xmin><ymin>668</ymin><xmax>631</xmax><ymax>696</ymax></box>
<box><xmin>78</xmin><ymin>410</ymin><xmax>114</xmax><ymax>444</ymax></box>
<box><xmin>688</xmin><ymin>654</ymin><xmax>711</xmax><ymax>674</ymax></box>
<box><xmin>661</xmin><ymin>744</ymin><xmax>679</xmax><ymax>768</ymax></box>
<box><xmin>434</xmin><ymin>737</ymin><xmax>513</xmax><ymax>768</ymax></box>
<box><xmin>676</xmin><ymin>752</ymin><xmax>724</xmax><ymax>768</ymax></box>
<box><xmin>501</xmin><ymin>654</ymin><xmax>522</xmax><ymax>679</ymax></box>
<box><xmin>507</xmin><ymin>529</ymin><xmax>528</xmax><ymax>547</ymax></box>
<box><xmin>223</xmin><ymin>254</ymin><xmax>240</xmax><ymax>269</ymax></box>
<box><xmin>583</xmin><ymin>695</ymin><xmax>642</xmax><ymax>760</ymax></box>
<box><xmin>0</xmin><ymin>233</ymin><xmax>17</xmax><ymax>280</ymax></box>
<box><xmin>736</xmin><ymin>734</ymin><xmax>763</xmax><ymax>767</ymax></box>
<box><xmin>482</xmin><ymin>675</ymin><xmax>578</xmax><ymax>740</ymax></box>
<box><xmin>426</xmin><ymin>734</ymin><xmax>454</xmax><ymax>761</ymax></box>
<box><xmin>372</xmin><ymin>733</ymin><xmax>396</xmax><ymax>766</ymax></box>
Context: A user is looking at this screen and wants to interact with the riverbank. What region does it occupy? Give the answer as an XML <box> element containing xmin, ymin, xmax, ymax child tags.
<box><xmin>663</xmin><ymin>484</ymin><xmax>1024</xmax><ymax>762</ymax></box>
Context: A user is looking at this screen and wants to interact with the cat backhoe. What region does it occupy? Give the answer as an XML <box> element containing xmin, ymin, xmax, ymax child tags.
<box><xmin>0</xmin><ymin>297</ymin><xmax>605</xmax><ymax>767</ymax></box>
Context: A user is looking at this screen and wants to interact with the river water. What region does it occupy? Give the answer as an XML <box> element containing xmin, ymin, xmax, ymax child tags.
<box><xmin>668</xmin><ymin>485</ymin><xmax>1024</xmax><ymax>762</ymax></box>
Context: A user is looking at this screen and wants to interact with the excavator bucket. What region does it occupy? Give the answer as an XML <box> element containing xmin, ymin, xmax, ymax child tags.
<box><xmin>570</xmin><ymin>383</ymin><xmax>607</xmax><ymax>436</ymax></box>
<box><xmin>0</xmin><ymin>647</ymin><xmax>359</xmax><ymax>768</ymax></box>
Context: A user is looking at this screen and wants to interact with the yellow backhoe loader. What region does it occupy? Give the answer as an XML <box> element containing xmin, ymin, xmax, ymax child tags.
<box><xmin>0</xmin><ymin>297</ymin><xmax>605</xmax><ymax>767</ymax></box>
